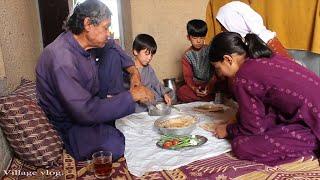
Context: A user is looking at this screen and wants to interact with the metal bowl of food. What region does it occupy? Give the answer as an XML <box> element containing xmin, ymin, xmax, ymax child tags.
<box><xmin>148</xmin><ymin>102</ymin><xmax>171</xmax><ymax>116</ymax></box>
<box><xmin>154</xmin><ymin>114</ymin><xmax>197</xmax><ymax>135</ymax></box>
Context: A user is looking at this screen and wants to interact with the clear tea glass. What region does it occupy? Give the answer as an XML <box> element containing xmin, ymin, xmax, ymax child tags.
<box><xmin>92</xmin><ymin>151</ymin><xmax>112</xmax><ymax>179</ymax></box>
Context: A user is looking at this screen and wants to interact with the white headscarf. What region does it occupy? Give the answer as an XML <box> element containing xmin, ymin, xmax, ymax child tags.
<box><xmin>216</xmin><ymin>1</ymin><xmax>276</xmax><ymax>43</ymax></box>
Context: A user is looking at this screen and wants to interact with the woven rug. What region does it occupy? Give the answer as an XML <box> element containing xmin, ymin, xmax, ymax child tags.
<box><xmin>2</xmin><ymin>152</ymin><xmax>320</xmax><ymax>180</ymax></box>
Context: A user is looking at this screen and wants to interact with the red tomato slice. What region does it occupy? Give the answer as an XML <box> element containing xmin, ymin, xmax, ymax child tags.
<box><xmin>163</xmin><ymin>141</ymin><xmax>173</xmax><ymax>149</ymax></box>
<box><xmin>171</xmin><ymin>139</ymin><xmax>179</xmax><ymax>146</ymax></box>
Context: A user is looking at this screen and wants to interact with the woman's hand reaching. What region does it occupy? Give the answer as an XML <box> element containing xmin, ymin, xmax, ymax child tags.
<box><xmin>212</xmin><ymin>123</ymin><xmax>228</xmax><ymax>139</ymax></box>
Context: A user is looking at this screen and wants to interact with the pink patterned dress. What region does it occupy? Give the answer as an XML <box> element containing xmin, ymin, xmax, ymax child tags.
<box><xmin>227</xmin><ymin>54</ymin><xmax>320</xmax><ymax>166</ymax></box>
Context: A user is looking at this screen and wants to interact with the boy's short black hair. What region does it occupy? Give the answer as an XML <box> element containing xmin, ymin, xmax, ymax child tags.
<box><xmin>132</xmin><ymin>34</ymin><xmax>157</xmax><ymax>54</ymax></box>
<box><xmin>187</xmin><ymin>19</ymin><xmax>207</xmax><ymax>37</ymax></box>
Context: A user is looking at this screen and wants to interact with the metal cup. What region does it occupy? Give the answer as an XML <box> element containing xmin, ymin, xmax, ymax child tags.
<box><xmin>214</xmin><ymin>92</ymin><xmax>223</xmax><ymax>104</ymax></box>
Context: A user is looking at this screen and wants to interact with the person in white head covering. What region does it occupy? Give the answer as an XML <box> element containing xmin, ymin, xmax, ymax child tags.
<box><xmin>216</xmin><ymin>1</ymin><xmax>291</xmax><ymax>59</ymax></box>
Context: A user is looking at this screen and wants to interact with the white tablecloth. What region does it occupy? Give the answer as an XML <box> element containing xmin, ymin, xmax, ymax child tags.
<box><xmin>115</xmin><ymin>101</ymin><xmax>236</xmax><ymax>177</ymax></box>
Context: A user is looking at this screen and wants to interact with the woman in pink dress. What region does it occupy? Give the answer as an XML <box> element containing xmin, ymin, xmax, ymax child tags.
<box><xmin>209</xmin><ymin>32</ymin><xmax>320</xmax><ymax>166</ymax></box>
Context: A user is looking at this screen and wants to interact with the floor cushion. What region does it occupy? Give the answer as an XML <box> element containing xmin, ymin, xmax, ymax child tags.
<box><xmin>12</xmin><ymin>79</ymin><xmax>37</xmax><ymax>101</ymax></box>
<box><xmin>0</xmin><ymin>89</ymin><xmax>63</xmax><ymax>167</ymax></box>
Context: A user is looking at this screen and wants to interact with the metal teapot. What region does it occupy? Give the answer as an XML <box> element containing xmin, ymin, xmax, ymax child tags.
<box><xmin>163</xmin><ymin>78</ymin><xmax>177</xmax><ymax>104</ymax></box>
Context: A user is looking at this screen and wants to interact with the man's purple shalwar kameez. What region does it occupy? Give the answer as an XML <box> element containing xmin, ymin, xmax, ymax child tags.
<box><xmin>228</xmin><ymin>54</ymin><xmax>320</xmax><ymax>166</ymax></box>
<box><xmin>96</xmin><ymin>39</ymin><xmax>134</xmax><ymax>98</ymax></box>
<box><xmin>36</xmin><ymin>31</ymin><xmax>135</xmax><ymax>161</ymax></box>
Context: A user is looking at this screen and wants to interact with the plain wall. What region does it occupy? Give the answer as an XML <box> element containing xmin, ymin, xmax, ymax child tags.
<box><xmin>0</xmin><ymin>0</ymin><xmax>42</xmax><ymax>175</ymax></box>
<box><xmin>0</xmin><ymin>0</ymin><xmax>42</xmax><ymax>95</ymax></box>
<box><xmin>127</xmin><ymin>0</ymin><xmax>208</xmax><ymax>82</ymax></box>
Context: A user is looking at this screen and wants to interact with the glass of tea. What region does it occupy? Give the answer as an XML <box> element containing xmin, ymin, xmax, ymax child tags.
<box><xmin>92</xmin><ymin>151</ymin><xmax>112</xmax><ymax>179</ymax></box>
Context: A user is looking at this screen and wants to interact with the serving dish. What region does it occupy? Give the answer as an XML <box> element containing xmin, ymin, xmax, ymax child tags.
<box><xmin>148</xmin><ymin>102</ymin><xmax>171</xmax><ymax>116</ymax></box>
<box><xmin>156</xmin><ymin>134</ymin><xmax>207</xmax><ymax>150</ymax></box>
<box><xmin>154</xmin><ymin>114</ymin><xmax>197</xmax><ymax>135</ymax></box>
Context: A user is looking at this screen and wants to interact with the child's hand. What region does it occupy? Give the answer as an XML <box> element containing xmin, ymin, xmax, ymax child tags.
<box><xmin>195</xmin><ymin>86</ymin><xmax>208</xmax><ymax>97</ymax></box>
<box><xmin>164</xmin><ymin>94</ymin><xmax>172</xmax><ymax>105</ymax></box>
<box><xmin>212</xmin><ymin>123</ymin><xmax>228</xmax><ymax>139</ymax></box>
<box><xmin>202</xmin><ymin>86</ymin><xmax>209</xmax><ymax>95</ymax></box>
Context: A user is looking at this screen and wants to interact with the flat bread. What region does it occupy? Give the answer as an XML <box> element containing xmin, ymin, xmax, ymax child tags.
<box><xmin>193</xmin><ymin>104</ymin><xmax>224</xmax><ymax>112</ymax></box>
<box><xmin>156</xmin><ymin>115</ymin><xmax>196</xmax><ymax>129</ymax></box>
<box><xmin>199</xmin><ymin>122</ymin><xmax>217</xmax><ymax>132</ymax></box>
